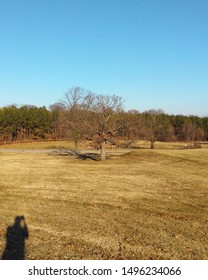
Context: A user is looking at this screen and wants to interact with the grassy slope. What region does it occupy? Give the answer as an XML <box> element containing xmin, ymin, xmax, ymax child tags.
<box><xmin>0</xmin><ymin>144</ymin><xmax>207</xmax><ymax>259</ymax></box>
<box><xmin>0</xmin><ymin>140</ymin><xmax>75</xmax><ymax>150</ymax></box>
<box><xmin>0</xmin><ymin>140</ymin><xmax>197</xmax><ymax>150</ymax></box>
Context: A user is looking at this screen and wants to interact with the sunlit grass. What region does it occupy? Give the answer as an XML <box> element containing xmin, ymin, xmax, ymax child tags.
<box><xmin>0</xmin><ymin>140</ymin><xmax>78</xmax><ymax>150</ymax></box>
<box><xmin>0</xmin><ymin>143</ymin><xmax>207</xmax><ymax>259</ymax></box>
<box><xmin>0</xmin><ymin>139</ymin><xmax>202</xmax><ymax>150</ymax></box>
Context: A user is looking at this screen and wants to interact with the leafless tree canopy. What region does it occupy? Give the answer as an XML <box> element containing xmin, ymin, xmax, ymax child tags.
<box><xmin>59</xmin><ymin>87</ymin><xmax>95</xmax><ymax>149</ymax></box>
<box><xmin>60</xmin><ymin>88</ymin><xmax>125</xmax><ymax>159</ymax></box>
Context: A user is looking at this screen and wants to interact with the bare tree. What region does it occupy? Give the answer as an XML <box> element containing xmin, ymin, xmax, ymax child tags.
<box><xmin>59</xmin><ymin>88</ymin><xmax>124</xmax><ymax>160</ymax></box>
<box><xmin>193</xmin><ymin>127</ymin><xmax>204</xmax><ymax>148</ymax></box>
<box><xmin>110</xmin><ymin>110</ymin><xmax>142</xmax><ymax>148</ymax></box>
<box><xmin>91</xmin><ymin>94</ymin><xmax>124</xmax><ymax>161</ymax></box>
<box><xmin>60</xmin><ymin>87</ymin><xmax>95</xmax><ymax>150</ymax></box>
<box><xmin>140</xmin><ymin>110</ymin><xmax>174</xmax><ymax>149</ymax></box>
<box><xmin>181</xmin><ymin>121</ymin><xmax>204</xmax><ymax>148</ymax></box>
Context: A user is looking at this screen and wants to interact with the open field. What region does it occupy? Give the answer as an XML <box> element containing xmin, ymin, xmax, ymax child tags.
<box><xmin>0</xmin><ymin>141</ymin><xmax>208</xmax><ymax>259</ymax></box>
<box><xmin>0</xmin><ymin>140</ymin><xmax>76</xmax><ymax>150</ymax></box>
<box><xmin>0</xmin><ymin>139</ymin><xmax>204</xmax><ymax>150</ymax></box>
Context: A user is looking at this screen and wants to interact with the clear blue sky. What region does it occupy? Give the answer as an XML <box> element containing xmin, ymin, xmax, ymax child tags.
<box><xmin>0</xmin><ymin>0</ymin><xmax>208</xmax><ymax>116</ymax></box>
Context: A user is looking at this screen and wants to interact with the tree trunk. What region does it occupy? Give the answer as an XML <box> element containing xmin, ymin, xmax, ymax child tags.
<box><xmin>101</xmin><ymin>142</ymin><xmax>106</xmax><ymax>161</ymax></box>
<box><xmin>150</xmin><ymin>141</ymin><xmax>155</xmax><ymax>149</ymax></box>
<box><xmin>74</xmin><ymin>139</ymin><xmax>78</xmax><ymax>151</ymax></box>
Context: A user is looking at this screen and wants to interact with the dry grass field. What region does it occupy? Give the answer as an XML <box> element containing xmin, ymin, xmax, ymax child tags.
<box><xmin>0</xmin><ymin>141</ymin><xmax>207</xmax><ymax>260</ymax></box>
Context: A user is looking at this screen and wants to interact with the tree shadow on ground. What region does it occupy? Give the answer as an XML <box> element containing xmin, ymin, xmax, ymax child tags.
<box><xmin>52</xmin><ymin>149</ymin><xmax>100</xmax><ymax>160</ymax></box>
<box><xmin>75</xmin><ymin>152</ymin><xmax>100</xmax><ymax>161</ymax></box>
<box><xmin>129</xmin><ymin>145</ymin><xmax>147</xmax><ymax>149</ymax></box>
<box><xmin>1</xmin><ymin>216</ymin><xmax>29</xmax><ymax>260</ymax></box>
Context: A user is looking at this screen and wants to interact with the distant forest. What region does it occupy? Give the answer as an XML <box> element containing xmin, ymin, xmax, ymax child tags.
<box><xmin>0</xmin><ymin>88</ymin><xmax>207</xmax><ymax>148</ymax></box>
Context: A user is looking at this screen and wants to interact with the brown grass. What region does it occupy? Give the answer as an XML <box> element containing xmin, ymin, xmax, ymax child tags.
<box><xmin>0</xmin><ymin>140</ymin><xmax>75</xmax><ymax>150</ymax></box>
<box><xmin>0</xmin><ymin>142</ymin><xmax>207</xmax><ymax>259</ymax></box>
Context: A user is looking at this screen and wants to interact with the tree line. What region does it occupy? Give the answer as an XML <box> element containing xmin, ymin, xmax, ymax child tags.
<box><xmin>0</xmin><ymin>87</ymin><xmax>207</xmax><ymax>153</ymax></box>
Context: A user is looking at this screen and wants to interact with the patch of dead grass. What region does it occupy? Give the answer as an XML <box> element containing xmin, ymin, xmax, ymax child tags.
<box><xmin>0</xmin><ymin>146</ymin><xmax>207</xmax><ymax>259</ymax></box>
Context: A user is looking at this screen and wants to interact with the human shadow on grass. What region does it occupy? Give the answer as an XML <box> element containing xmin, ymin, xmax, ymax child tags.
<box><xmin>1</xmin><ymin>216</ymin><xmax>29</xmax><ymax>260</ymax></box>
